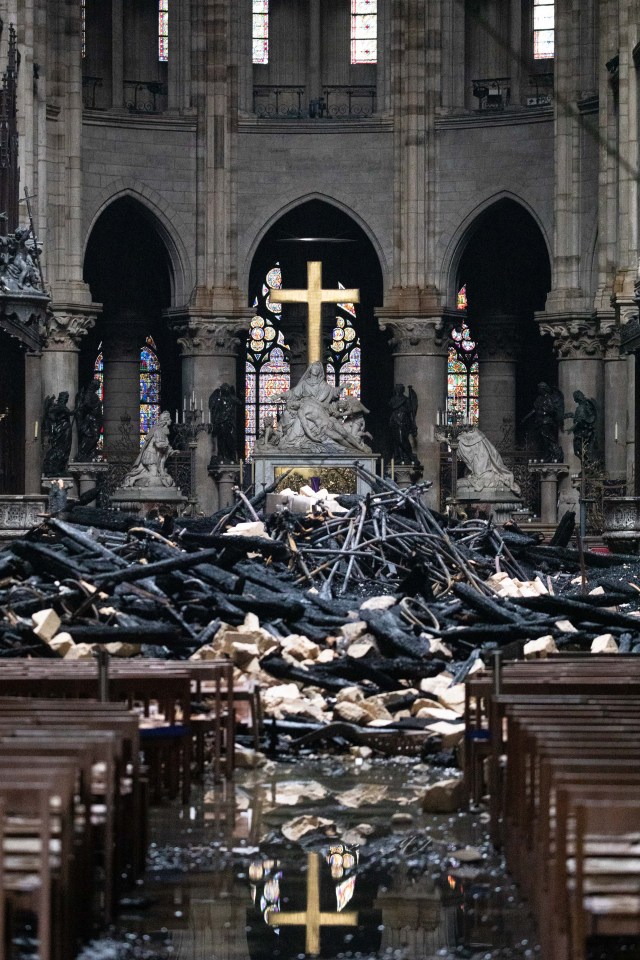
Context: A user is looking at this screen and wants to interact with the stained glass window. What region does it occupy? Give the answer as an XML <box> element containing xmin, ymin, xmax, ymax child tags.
<box><xmin>245</xmin><ymin>264</ymin><xmax>290</xmax><ymax>457</ymax></box>
<box><xmin>252</xmin><ymin>0</ymin><xmax>269</xmax><ymax>65</ymax></box>
<box><xmin>81</xmin><ymin>0</ymin><xmax>86</xmax><ymax>58</ymax></box>
<box><xmin>94</xmin><ymin>336</ymin><xmax>161</xmax><ymax>449</ymax></box>
<box><xmin>159</xmin><ymin>0</ymin><xmax>169</xmax><ymax>62</ymax></box>
<box><xmin>533</xmin><ymin>0</ymin><xmax>554</xmax><ymax>59</ymax></box>
<box><xmin>351</xmin><ymin>0</ymin><xmax>377</xmax><ymax>65</ymax></box>
<box><xmin>447</xmin><ymin>286</ymin><xmax>479</xmax><ymax>424</ymax></box>
<box><xmin>326</xmin><ymin>286</ymin><xmax>361</xmax><ymax>399</ymax></box>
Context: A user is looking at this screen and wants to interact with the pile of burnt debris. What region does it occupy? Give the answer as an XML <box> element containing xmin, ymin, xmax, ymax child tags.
<box><xmin>1</xmin><ymin>470</ymin><xmax>639</xmax><ymax>752</ymax></box>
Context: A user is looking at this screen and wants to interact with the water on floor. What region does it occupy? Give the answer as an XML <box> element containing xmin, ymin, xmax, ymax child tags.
<box><xmin>79</xmin><ymin>757</ymin><xmax>541</xmax><ymax>960</ymax></box>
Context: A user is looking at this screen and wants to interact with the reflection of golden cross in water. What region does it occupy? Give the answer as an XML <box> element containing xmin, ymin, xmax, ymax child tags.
<box><xmin>269</xmin><ymin>261</ymin><xmax>360</xmax><ymax>366</ymax></box>
<box><xmin>267</xmin><ymin>851</ymin><xmax>358</xmax><ymax>956</ymax></box>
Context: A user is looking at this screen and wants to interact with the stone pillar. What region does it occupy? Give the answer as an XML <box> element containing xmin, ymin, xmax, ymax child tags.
<box><xmin>602</xmin><ymin>327</ymin><xmax>627</xmax><ymax>480</ymax></box>
<box><xmin>40</xmin><ymin>308</ymin><xmax>98</xmax><ymax>460</ymax></box>
<box><xmin>379</xmin><ymin>317</ymin><xmax>451</xmax><ymax>510</ymax></box>
<box><xmin>308</xmin><ymin>0</ymin><xmax>321</xmax><ymax>104</ymax></box>
<box><xmin>474</xmin><ymin>315</ymin><xmax>519</xmax><ymax>449</ymax></box>
<box><xmin>101</xmin><ymin>313</ymin><xmax>143</xmax><ymax>458</ymax></box>
<box><xmin>539</xmin><ymin>318</ymin><xmax>605</xmax><ymax>477</ymax></box>
<box><xmin>171</xmin><ymin>315</ymin><xmax>245</xmax><ymax>515</ymax></box>
<box><xmin>529</xmin><ymin>462</ymin><xmax>569</xmax><ymax>525</ymax></box>
<box><xmin>24</xmin><ymin>350</ymin><xmax>42</xmax><ymax>493</ymax></box>
<box><xmin>112</xmin><ymin>0</ymin><xmax>124</xmax><ymax>109</ymax></box>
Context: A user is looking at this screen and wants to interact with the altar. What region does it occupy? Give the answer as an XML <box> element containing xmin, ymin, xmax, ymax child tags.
<box><xmin>253</xmin><ymin>453</ymin><xmax>381</xmax><ymax>496</ymax></box>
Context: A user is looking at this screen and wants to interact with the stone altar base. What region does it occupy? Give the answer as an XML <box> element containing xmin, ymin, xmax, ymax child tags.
<box><xmin>253</xmin><ymin>455</ymin><xmax>381</xmax><ymax>496</ymax></box>
<box><xmin>0</xmin><ymin>495</ymin><xmax>48</xmax><ymax>541</ymax></box>
<box><xmin>528</xmin><ymin>462</ymin><xmax>569</xmax><ymax>525</ymax></box>
<box><xmin>457</xmin><ymin>487</ymin><xmax>522</xmax><ymax>526</ymax></box>
<box><xmin>110</xmin><ymin>486</ymin><xmax>187</xmax><ymax>516</ymax></box>
<box><xmin>603</xmin><ymin>497</ymin><xmax>640</xmax><ymax>554</ymax></box>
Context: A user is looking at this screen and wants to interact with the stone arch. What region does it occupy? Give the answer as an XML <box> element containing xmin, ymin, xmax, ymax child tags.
<box><xmin>441</xmin><ymin>191</ymin><xmax>552</xmax><ymax>307</ymax></box>
<box><xmin>83</xmin><ymin>181</ymin><xmax>193</xmax><ymax>307</ymax></box>
<box><xmin>241</xmin><ymin>191</ymin><xmax>389</xmax><ymax>296</ymax></box>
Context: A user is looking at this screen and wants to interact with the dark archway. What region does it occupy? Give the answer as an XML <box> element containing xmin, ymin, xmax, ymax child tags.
<box><xmin>248</xmin><ymin>199</ymin><xmax>389</xmax><ymax>454</ymax></box>
<box><xmin>81</xmin><ymin>197</ymin><xmax>180</xmax><ymax>454</ymax></box>
<box><xmin>457</xmin><ymin>198</ymin><xmax>553</xmax><ymax>448</ymax></box>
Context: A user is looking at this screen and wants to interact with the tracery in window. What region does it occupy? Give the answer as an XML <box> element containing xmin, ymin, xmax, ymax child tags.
<box><xmin>447</xmin><ymin>286</ymin><xmax>479</xmax><ymax>424</ymax></box>
<box><xmin>252</xmin><ymin>0</ymin><xmax>269</xmax><ymax>65</ymax></box>
<box><xmin>245</xmin><ymin>265</ymin><xmax>290</xmax><ymax>457</ymax></box>
<box><xmin>533</xmin><ymin>0</ymin><xmax>554</xmax><ymax>59</ymax></box>
<box><xmin>351</xmin><ymin>0</ymin><xmax>377</xmax><ymax>65</ymax></box>
<box><xmin>326</xmin><ymin>286</ymin><xmax>361</xmax><ymax>400</ymax></box>
<box><xmin>93</xmin><ymin>336</ymin><xmax>161</xmax><ymax>449</ymax></box>
<box><xmin>159</xmin><ymin>0</ymin><xmax>169</xmax><ymax>62</ymax></box>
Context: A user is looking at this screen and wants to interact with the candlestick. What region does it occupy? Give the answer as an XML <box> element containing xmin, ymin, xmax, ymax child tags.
<box><xmin>615</xmin><ymin>421</ymin><xmax>619</xmax><ymax>442</ymax></box>
<box><xmin>183</xmin><ymin>397</ymin><xmax>186</xmax><ymax>411</ymax></box>
<box><xmin>34</xmin><ymin>420</ymin><xmax>38</xmax><ymax>440</ymax></box>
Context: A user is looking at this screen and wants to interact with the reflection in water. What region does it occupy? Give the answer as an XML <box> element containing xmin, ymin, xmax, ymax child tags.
<box><xmin>94</xmin><ymin>760</ymin><xmax>538</xmax><ymax>960</ymax></box>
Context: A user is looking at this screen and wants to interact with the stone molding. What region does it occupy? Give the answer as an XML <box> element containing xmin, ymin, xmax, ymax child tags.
<box><xmin>171</xmin><ymin>317</ymin><xmax>247</xmax><ymax>357</ymax></box>
<box><xmin>538</xmin><ymin>317</ymin><xmax>605</xmax><ymax>360</ymax></box>
<box><xmin>40</xmin><ymin>309</ymin><xmax>97</xmax><ymax>350</ymax></box>
<box><xmin>379</xmin><ymin>317</ymin><xmax>453</xmax><ymax>356</ymax></box>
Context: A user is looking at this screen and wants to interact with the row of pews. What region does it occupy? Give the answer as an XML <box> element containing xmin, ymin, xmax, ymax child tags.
<box><xmin>466</xmin><ymin>656</ymin><xmax>640</xmax><ymax>960</ymax></box>
<box><xmin>0</xmin><ymin>656</ymin><xmax>248</xmax><ymax>960</ymax></box>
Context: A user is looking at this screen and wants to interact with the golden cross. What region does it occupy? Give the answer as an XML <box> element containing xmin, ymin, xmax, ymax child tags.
<box><xmin>269</xmin><ymin>261</ymin><xmax>360</xmax><ymax>366</ymax></box>
<box><xmin>267</xmin><ymin>851</ymin><xmax>358</xmax><ymax>955</ymax></box>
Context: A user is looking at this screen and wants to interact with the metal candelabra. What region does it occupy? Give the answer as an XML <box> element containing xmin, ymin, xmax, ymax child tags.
<box><xmin>434</xmin><ymin>410</ymin><xmax>474</xmax><ymax>503</ymax></box>
<box><xmin>172</xmin><ymin>405</ymin><xmax>211</xmax><ymax>512</ymax></box>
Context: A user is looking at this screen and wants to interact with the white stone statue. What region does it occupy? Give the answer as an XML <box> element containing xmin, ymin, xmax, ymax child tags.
<box><xmin>256</xmin><ymin>361</ymin><xmax>373</xmax><ymax>455</ymax></box>
<box><xmin>456</xmin><ymin>427</ymin><xmax>521</xmax><ymax>498</ymax></box>
<box><xmin>122</xmin><ymin>410</ymin><xmax>176</xmax><ymax>489</ymax></box>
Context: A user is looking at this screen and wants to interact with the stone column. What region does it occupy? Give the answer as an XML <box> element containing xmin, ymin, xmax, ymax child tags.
<box><xmin>112</xmin><ymin>0</ymin><xmax>124</xmax><ymax>109</ymax></box>
<box><xmin>170</xmin><ymin>315</ymin><xmax>245</xmax><ymax>515</ymax></box>
<box><xmin>40</xmin><ymin>308</ymin><xmax>98</xmax><ymax>460</ymax></box>
<box><xmin>379</xmin><ymin>317</ymin><xmax>451</xmax><ymax>510</ymax></box>
<box><xmin>24</xmin><ymin>350</ymin><xmax>42</xmax><ymax>493</ymax></box>
<box><xmin>474</xmin><ymin>315</ymin><xmax>519</xmax><ymax>449</ymax></box>
<box><xmin>101</xmin><ymin>313</ymin><xmax>143</xmax><ymax>458</ymax></box>
<box><xmin>602</xmin><ymin>326</ymin><xmax>628</xmax><ymax>480</ymax></box>
<box><xmin>308</xmin><ymin>0</ymin><xmax>321</xmax><ymax>104</ymax></box>
<box><xmin>539</xmin><ymin>318</ymin><xmax>605</xmax><ymax>477</ymax></box>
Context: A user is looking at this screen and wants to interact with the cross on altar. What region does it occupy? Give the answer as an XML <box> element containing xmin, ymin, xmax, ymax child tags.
<box><xmin>267</xmin><ymin>851</ymin><xmax>358</xmax><ymax>956</ymax></box>
<box><xmin>269</xmin><ymin>261</ymin><xmax>360</xmax><ymax>366</ymax></box>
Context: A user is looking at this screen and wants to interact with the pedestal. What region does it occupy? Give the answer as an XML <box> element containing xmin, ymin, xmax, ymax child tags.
<box><xmin>109</xmin><ymin>486</ymin><xmax>187</xmax><ymax>516</ymax></box>
<box><xmin>457</xmin><ymin>486</ymin><xmax>522</xmax><ymax>525</ymax></box>
<box><xmin>253</xmin><ymin>455</ymin><xmax>381</xmax><ymax>496</ymax></box>
<box><xmin>68</xmin><ymin>461</ymin><xmax>110</xmax><ymax>499</ymax></box>
<box><xmin>209</xmin><ymin>462</ymin><xmax>242</xmax><ymax>509</ymax></box>
<box><xmin>528</xmin><ymin>462</ymin><xmax>569</xmax><ymax>525</ymax></box>
<box><xmin>391</xmin><ymin>461</ymin><xmax>423</xmax><ymax>490</ymax></box>
<box><xmin>603</xmin><ymin>496</ymin><xmax>640</xmax><ymax>554</ymax></box>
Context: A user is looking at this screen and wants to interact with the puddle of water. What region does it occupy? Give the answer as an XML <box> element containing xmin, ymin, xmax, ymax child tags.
<box><xmin>79</xmin><ymin>758</ymin><xmax>540</xmax><ymax>960</ymax></box>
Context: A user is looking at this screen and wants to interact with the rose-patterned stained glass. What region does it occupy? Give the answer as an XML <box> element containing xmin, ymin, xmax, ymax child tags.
<box><xmin>245</xmin><ymin>264</ymin><xmax>290</xmax><ymax>457</ymax></box>
<box><xmin>159</xmin><ymin>0</ymin><xmax>169</xmax><ymax>61</ymax></box>
<box><xmin>351</xmin><ymin>0</ymin><xmax>377</xmax><ymax>64</ymax></box>
<box><xmin>253</xmin><ymin>0</ymin><xmax>269</xmax><ymax>64</ymax></box>
<box><xmin>447</xmin><ymin>286</ymin><xmax>479</xmax><ymax>425</ymax></box>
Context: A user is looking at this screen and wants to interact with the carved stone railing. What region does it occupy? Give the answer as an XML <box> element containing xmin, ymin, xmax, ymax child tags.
<box><xmin>123</xmin><ymin>79</ymin><xmax>168</xmax><ymax>115</ymax></box>
<box><xmin>253</xmin><ymin>84</ymin><xmax>307</xmax><ymax>119</ymax></box>
<box><xmin>321</xmin><ymin>85</ymin><xmax>376</xmax><ymax>118</ymax></box>
<box><xmin>526</xmin><ymin>72</ymin><xmax>553</xmax><ymax>107</ymax></box>
<box><xmin>82</xmin><ymin>75</ymin><xmax>104</xmax><ymax>109</ymax></box>
<box><xmin>472</xmin><ymin>77</ymin><xmax>511</xmax><ymax>111</ymax></box>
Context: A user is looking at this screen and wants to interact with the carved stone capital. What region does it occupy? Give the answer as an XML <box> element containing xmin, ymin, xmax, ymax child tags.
<box><xmin>170</xmin><ymin>317</ymin><xmax>247</xmax><ymax>357</ymax></box>
<box><xmin>469</xmin><ymin>315</ymin><xmax>521</xmax><ymax>362</ymax></box>
<box><xmin>537</xmin><ymin>317</ymin><xmax>604</xmax><ymax>360</ymax></box>
<box><xmin>41</xmin><ymin>309</ymin><xmax>97</xmax><ymax>350</ymax></box>
<box><xmin>379</xmin><ymin>316</ymin><xmax>453</xmax><ymax>355</ymax></box>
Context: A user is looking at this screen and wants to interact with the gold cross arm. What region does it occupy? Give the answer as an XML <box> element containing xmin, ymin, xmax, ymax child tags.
<box><xmin>269</xmin><ymin>261</ymin><xmax>360</xmax><ymax>366</ymax></box>
<box><xmin>267</xmin><ymin>851</ymin><xmax>358</xmax><ymax>955</ymax></box>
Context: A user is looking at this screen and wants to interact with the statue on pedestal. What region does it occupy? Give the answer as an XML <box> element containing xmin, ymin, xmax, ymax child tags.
<box><xmin>522</xmin><ymin>382</ymin><xmax>565</xmax><ymax>462</ymax></box>
<box><xmin>74</xmin><ymin>379</ymin><xmax>103</xmax><ymax>461</ymax></box>
<box><xmin>256</xmin><ymin>361</ymin><xmax>373</xmax><ymax>455</ymax></box>
<box><xmin>122</xmin><ymin>410</ymin><xmax>176</xmax><ymax>489</ymax></box>
<box><xmin>388</xmin><ymin>384</ymin><xmax>418</xmax><ymax>463</ymax></box>
<box><xmin>457</xmin><ymin>427</ymin><xmax>521</xmax><ymax>498</ymax></box>
<box><xmin>209</xmin><ymin>383</ymin><xmax>242</xmax><ymax>462</ymax></box>
<box><xmin>564</xmin><ymin>390</ymin><xmax>597</xmax><ymax>461</ymax></box>
<box><xmin>0</xmin><ymin>227</ymin><xmax>42</xmax><ymax>293</ymax></box>
<box><xmin>42</xmin><ymin>392</ymin><xmax>73</xmax><ymax>477</ymax></box>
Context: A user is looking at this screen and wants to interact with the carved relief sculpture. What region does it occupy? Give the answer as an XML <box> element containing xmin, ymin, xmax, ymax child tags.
<box><xmin>122</xmin><ymin>410</ymin><xmax>176</xmax><ymax>488</ymax></box>
<box><xmin>457</xmin><ymin>427</ymin><xmax>521</xmax><ymax>498</ymax></box>
<box><xmin>522</xmin><ymin>382</ymin><xmax>565</xmax><ymax>462</ymax></box>
<box><xmin>0</xmin><ymin>226</ymin><xmax>43</xmax><ymax>293</ymax></box>
<box><xmin>74</xmin><ymin>379</ymin><xmax>103</xmax><ymax>462</ymax></box>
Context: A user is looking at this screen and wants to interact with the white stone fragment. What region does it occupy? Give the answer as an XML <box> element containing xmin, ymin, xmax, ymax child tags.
<box><xmin>591</xmin><ymin>633</ymin><xmax>618</xmax><ymax>653</ymax></box>
<box><xmin>524</xmin><ymin>635</ymin><xmax>558</xmax><ymax>659</ymax></box>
